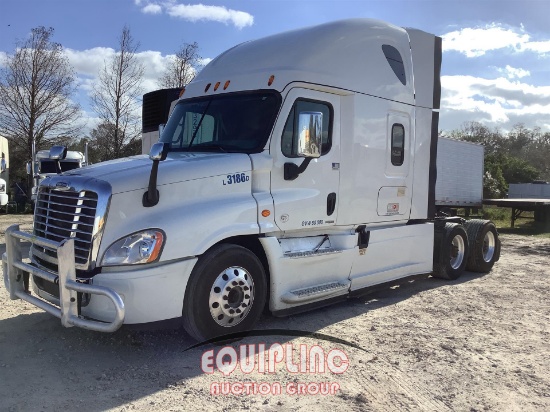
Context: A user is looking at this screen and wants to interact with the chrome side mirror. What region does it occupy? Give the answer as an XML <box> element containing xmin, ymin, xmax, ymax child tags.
<box><xmin>149</xmin><ymin>142</ymin><xmax>169</xmax><ymax>161</ymax></box>
<box><xmin>297</xmin><ymin>112</ymin><xmax>323</xmax><ymax>158</ymax></box>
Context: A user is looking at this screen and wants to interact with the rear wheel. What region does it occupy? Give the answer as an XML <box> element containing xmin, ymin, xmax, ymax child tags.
<box><xmin>182</xmin><ymin>244</ymin><xmax>267</xmax><ymax>342</ymax></box>
<box><xmin>464</xmin><ymin>219</ymin><xmax>500</xmax><ymax>272</ymax></box>
<box><xmin>433</xmin><ymin>223</ymin><xmax>469</xmax><ymax>280</ymax></box>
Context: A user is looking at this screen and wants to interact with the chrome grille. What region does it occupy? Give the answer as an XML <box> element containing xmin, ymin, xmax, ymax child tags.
<box><xmin>33</xmin><ymin>188</ymin><xmax>98</xmax><ymax>267</ymax></box>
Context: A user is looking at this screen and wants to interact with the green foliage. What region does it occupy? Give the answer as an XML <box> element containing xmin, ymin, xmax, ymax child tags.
<box><xmin>498</xmin><ymin>153</ymin><xmax>540</xmax><ymax>184</ymax></box>
<box><xmin>481</xmin><ymin>205</ymin><xmax>510</xmax><ymax>221</ymax></box>
<box><xmin>482</xmin><ymin>160</ymin><xmax>507</xmax><ymax>198</ymax></box>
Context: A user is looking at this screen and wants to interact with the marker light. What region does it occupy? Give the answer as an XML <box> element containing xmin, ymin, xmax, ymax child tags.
<box><xmin>179</xmin><ymin>88</ymin><xmax>185</xmax><ymax>98</ymax></box>
<box><xmin>224</xmin><ymin>80</ymin><xmax>230</xmax><ymax>90</ymax></box>
<box><xmin>261</xmin><ymin>210</ymin><xmax>271</xmax><ymax>217</ymax></box>
<box><xmin>268</xmin><ymin>75</ymin><xmax>275</xmax><ymax>86</ymax></box>
<box><xmin>214</xmin><ymin>82</ymin><xmax>220</xmax><ymax>91</ymax></box>
<box><xmin>205</xmin><ymin>83</ymin><xmax>211</xmax><ymax>92</ymax></box>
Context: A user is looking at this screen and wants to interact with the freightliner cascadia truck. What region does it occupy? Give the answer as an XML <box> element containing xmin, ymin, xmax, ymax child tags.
<box><xmin>3</xmin><ymin>19</ymin><xmax>500</xmax><ymax>341</ymax></box>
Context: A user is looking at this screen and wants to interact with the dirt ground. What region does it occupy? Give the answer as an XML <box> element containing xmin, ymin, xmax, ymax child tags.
<box><xmin>0</xmin><ymin>214</ymin><xmax>548</xmax><ymax>412</ymax></box>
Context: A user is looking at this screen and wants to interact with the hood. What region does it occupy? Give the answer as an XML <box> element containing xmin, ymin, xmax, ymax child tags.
<box><xmin>59</xmin><ymin>152</ymin><xmax>252</xmax><ymax>194</ymax></box>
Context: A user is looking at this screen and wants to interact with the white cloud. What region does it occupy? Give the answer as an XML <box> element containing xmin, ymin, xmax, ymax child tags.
<box><xmin>65</xmin><ymin>47</ymin><xmax>180</xmax><ymax>92</ymax></box>
<box><xmin>442</xmin><ymin>24</ymin><xmax>529</xmax><ymax>57</ymax></box>
<box><xmin>137</xmin><ymin>2</ymin><xmax>254</xmax><ymax>29</ymax></box>
<box><xmin>442</xmin><ymin>23</ymin><xmax>550</xmax><ymax>58</ymax></box>
<box><xmin>166</xmin><ymin>4</ymin><xmax>254</xmax><ymax>29</ymax></box>
<box><xmin>440</xmin><ymin>75</ymin><xmax>550</xmax><ymax>131</ymax></box>
<box><xmin>142</xmin><ymin>3</ymin><xmax>162</xmax><ymax>14</ymax></box>
<box><xmin>497</xmin><ymin>65</ymin><xmax>530</xmax><ymax>80</ymax></box>
<box><xmin>523</xmin><ymin>40</ymin><xmax>550</xmax><ymax>54</ymax></box>
<box><xmin>65</xmin><ymin>47</ymin><xmax>115</xmax><ymax>78</ymax></box>
<box><xmin>199</xmin><ymin>57</ymin><xmax>212</xmax><ymax>66</ymax></box>
<box><xmin>0</xmin><ymin>51</ymin><xmax>7</xmax><ymax>68</ymax></box>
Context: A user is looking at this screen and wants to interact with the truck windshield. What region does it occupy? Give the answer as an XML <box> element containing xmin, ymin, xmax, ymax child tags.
<box><xmin>39</xmin><ymin>160</ymin><xmax>81</xmax><ymax>174</ymax></box>
<box><xmin>160</xmin><ymin>91</ymin><xmax>281</xmax><ymax>153</ymax></box>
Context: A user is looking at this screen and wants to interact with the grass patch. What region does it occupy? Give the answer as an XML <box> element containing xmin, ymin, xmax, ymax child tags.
<box><xmin>492</xmin><ymin>219</ymin><xmax>550</xmax><ymax>238</ymax></box>
<box><xmin>456</xmin><ymin>206</ymin><xmax>550</xmax><ymax>238</ymax></box>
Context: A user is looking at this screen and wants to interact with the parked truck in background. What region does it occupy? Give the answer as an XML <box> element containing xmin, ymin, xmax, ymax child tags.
<box><xmin>3</xmin><ymin>19</ymin><xmax>500</xmax><ymax>341</ymax></box>
<box><xmin>28</xmin><ymin>149</ymin><xmax>88</xmax><ymax>205</ymax></box>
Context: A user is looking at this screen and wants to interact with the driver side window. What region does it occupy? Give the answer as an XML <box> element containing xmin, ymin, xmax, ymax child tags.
<box><xmin>281</xmin><ymin>99</ymin><xmax>332</xmax><ymax>158</ymax></box>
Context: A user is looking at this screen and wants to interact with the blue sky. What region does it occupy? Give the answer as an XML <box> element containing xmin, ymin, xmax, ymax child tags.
<box><xmin>1</xmin><ymin>0</ymin><xmax>550</xmax><ymax>134</ymax></box>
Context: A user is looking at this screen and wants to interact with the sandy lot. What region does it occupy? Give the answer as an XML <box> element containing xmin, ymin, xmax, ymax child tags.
<box><xmin>0</xmin><ymin>214</ymin><xmax>549</xmax><ymax>412</ymax></box>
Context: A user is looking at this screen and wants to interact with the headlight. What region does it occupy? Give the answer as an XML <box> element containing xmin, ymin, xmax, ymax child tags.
<box><xmin>101</xmin><ymin>229</ymin><xmax>165</xmax><ymax>266</ymax></box>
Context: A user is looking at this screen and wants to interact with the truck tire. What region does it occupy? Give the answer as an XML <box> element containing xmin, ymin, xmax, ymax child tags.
<box><xmin>182</xmin><ymin>243</ymin><xmax>267</xmax><ymax>342</ymax></box>
<box><xmin>433</xmin><ymin>223</ymin><xmax>469</xmax><ymax>280</ymax></box>
<box><xmin>464</xmin><ymin>219</ymin><xmax>500</xmax><ymax>273</ymax></box>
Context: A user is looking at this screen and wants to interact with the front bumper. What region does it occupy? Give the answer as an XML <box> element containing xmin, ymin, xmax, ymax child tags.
<box><xmin>77</xmin><ymin>258</ymin><xmax>197</xmax><ymax>325</ymax></box>
<box><xmin>3</xmin><ymin>224</ymin><xmax>197</xmax><ymax>331</ymax></box>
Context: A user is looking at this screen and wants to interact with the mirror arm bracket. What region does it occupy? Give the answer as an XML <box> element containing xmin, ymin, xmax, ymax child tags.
<box><xmin>284</xmin><ymin>157</ymin><xmax>313</xmax><ymax>181</ymax></box>
<box><xmin>143</xmin><ymin>159</ymin><xmax>161</xmax><ymax>207</ymax></box>
<box><xmin>143</xmin><ymin>142</ymin><xmax>169</xmax><ymax>207</ymax></box>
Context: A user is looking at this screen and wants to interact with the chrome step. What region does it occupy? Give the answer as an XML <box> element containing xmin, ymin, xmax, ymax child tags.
<box><xmin>281</xmin><ymin>281</ymin><xmax>349</xmax><ymax>304</ymax></box>
<box><xmin>283</xmin><ymin>248</ymin><xmax>342</xmax><ymax>259</ymax></box>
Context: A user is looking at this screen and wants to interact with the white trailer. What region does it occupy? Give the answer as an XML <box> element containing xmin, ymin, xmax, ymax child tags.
<box><xmin>508</xmin><ymin>182</ymin><xmax>550</xmax><ymax>199</ymax></box>
<box><xmin>436</xmin><ymin>137</ymin><xmax>484</xmax><ymax>208</ymax></box>
<box><xmin>142</xmin><ymin>88</ymin><xmax>183</xmax><ymax>155</ymax></box>
<box><xmin>3</xmin><ymin>19</ymin><xmax>500</xmax><ymax>341</ymax></box>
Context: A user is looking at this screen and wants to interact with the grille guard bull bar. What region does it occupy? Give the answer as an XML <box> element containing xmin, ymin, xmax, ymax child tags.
<box><xmin>2</xmin><ymin>224</ymin><xmax>125</xmax><ymax>332</ymax></box>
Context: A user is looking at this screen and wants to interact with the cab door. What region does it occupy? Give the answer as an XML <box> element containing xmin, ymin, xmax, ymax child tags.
<box><xmin>270</xmin><ymin>88</ymin><xmax>340</xmax><ymax>231</ymax></box>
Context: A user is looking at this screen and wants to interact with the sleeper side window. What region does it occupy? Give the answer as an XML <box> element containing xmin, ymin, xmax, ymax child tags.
<box><xmin>382</xmin><ymin>44</ymin><xmax>406</xmax><ymax>86</ymax></box>
<box><xmin>391</xmin><ymin>124</ymin><xmax>405</xmax><ymax>166</ymax></box>
<box><xmin>281</xmin><ymin>99</ymin><xmax>332</xmax><ymax>158</ymax></box>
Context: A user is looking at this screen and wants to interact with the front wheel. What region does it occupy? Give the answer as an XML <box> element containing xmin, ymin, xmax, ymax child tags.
<box><xmin>182</xmin><ymin>244</ymin><xmax>267</xmax><ymax>341</ymax></box>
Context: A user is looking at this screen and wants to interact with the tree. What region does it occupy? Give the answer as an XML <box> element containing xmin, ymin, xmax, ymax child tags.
<box><xmin>158</xmin><ymin>42</ymin><xmax>201</xmax><ymax>89</ymax></box>
<box><xmin>87</xmin><ymin>122</ymin><xmax>119</xmax><ymax>163</ymax></box>
<box><xmin>527</xmin><ymin>131</ymin><xmax>550</xmax><ymax>181</ymax></box>
<box><xmin>91</xmin><ymin>26</ymin><xmax>144</xmax><ymax>160</ymax></box>
<box><xmin>448</xmin><ymin>121</ymin><xmax>504</xmax><ymax>156</ymax></box>
<box><xmin>0</xmin><ymin>26</ymin><xmax>81</xmax><ymax>178</ymax></box>
<box><xmin>498</xmin><ymin>153</ymin><xmax>540</xmax><ymax>184</ymax></box>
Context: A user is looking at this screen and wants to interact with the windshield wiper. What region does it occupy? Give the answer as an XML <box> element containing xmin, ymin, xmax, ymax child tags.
<box><xmin>187</xmin><ymin>99</ymin><xmax>212</xmax><ymax>149</ymax></box>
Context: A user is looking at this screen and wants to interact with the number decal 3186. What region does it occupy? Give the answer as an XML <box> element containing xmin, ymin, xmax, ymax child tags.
<box><xmin>223</xmin><ymin>173</ymin><xmax>250</xmax><ymax>185</ymax></box>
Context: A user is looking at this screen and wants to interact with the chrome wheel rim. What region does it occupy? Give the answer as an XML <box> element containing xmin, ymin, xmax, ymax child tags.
<box><xmin>482</xmin><ymin>231</ymin><xmax>496</xmax><ymax>262</ymax></box>
<box><xmin>209</xmin><ymin>266</ymin><xmax>254</xmax><ymax>327</ymax></box>
<box><xmin>450</xmin><ymin>234</ymin><xmax>465</xmax><ymax>270</ymax></box>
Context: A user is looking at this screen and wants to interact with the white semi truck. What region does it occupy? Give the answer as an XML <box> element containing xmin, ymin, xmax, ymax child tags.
<box><xmin>3</xmin><ymin>19</ymin><xmax>500</xmax><ymax>341</ymax></box>
<box><xmin>28</xmin><ymin>149</ymin><xmax>87</xmax><ymax>205</ymax></box>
